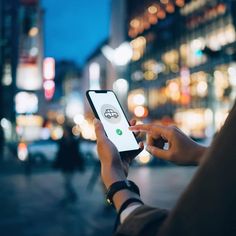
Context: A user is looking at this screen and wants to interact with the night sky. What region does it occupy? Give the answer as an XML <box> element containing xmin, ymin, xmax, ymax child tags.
<box><xmin>41</xmin><ymin>0</ymin><xmax>111</xmax><ymax>66</ymax></box>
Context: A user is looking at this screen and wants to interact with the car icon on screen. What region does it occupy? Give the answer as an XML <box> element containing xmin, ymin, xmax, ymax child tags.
<box><xmin>104</xmin><ymin>109</ymin><xmax>119</xmax><ymax>119</ymax></box>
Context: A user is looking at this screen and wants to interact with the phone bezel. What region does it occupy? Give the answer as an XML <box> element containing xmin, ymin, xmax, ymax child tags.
<box><xmin>86</xmin><ymin>90</ymin><xmax>141</xmax><ymax>159</ymax></box>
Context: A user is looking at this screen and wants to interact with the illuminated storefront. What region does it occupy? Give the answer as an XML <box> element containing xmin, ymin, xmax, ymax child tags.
<box><xmin>126</xmin><ymin>0</ymin><xmax>236</xmax><ymax>138</ymax></box>
<box><xmin>15</xmin><ymin>0</ymin><xmax>44</xmax><ymax>141</ymax></box>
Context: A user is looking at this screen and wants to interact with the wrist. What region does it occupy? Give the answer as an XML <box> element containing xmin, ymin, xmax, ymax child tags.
<box><xmin>101</xmin><ymin>166</ymin><xmax>126</xmax><ymax>189</ymax></box>
<box><xmin>113</xmin><ymin>190</ymin><xmax>141</xmax><ymax>211</ymax></box>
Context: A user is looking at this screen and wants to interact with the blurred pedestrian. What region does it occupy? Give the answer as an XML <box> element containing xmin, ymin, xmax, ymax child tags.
<box><xmin>0</xmin><ymin>126</ymin><xmax>5</xmax><ymax>161</ymax></box>
<box><xmin>53</xmin><ymin>125</ymin><xmax>84</xmax><ymax>204</ymax></box>
<box><xmin>87</xmin><ymin>158</ymin><xmax>101</xmax><ymax>192</ymax></box>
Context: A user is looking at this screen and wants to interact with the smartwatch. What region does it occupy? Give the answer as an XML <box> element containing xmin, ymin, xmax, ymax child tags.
<box><xmin>106</xmin><ymin>180</ymin><xmax>140</xmax><ymax>206</ymax></box>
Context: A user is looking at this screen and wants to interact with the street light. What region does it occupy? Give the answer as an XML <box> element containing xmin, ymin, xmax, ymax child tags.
<box><xmin>102</xmin><ymin>42</ymin><xmax>133</xmax><ymax>66</ymax></box>
<box><xmin>113</xmin><ymin>78</ymin><xmax>129</xmax><ymax>94</ymax></box>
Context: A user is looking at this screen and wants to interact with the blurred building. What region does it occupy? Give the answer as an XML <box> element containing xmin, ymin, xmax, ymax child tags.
<box><xmin>0</xmin><ymin>0</ymin><xmax>19</xmax><ymax>140</ymax></box>
<box><xmin>83</xmin><ymin>0</ymin><xmax>236</xmax><ymax>141</ymax></box>
<box><xmin>83</xmin><ymin>39</ymin><xmax>108</xmax><ymax>113</ymax></box>
<box><xmin>0</xmin><ymin>0</ymin><xmax>45</xmax><ymax>141</ymax></box>
<box><xmin>56</xmin><ymin>60</ymin><xmax>97</xmax><ymax>141</ymax></box>
<box><xmin>56</xmin><ymin>60</ymin><xmax>83</xmax><ymax>122</ymax></box>
<box><xmin>83</xmin><ymin>0</ymin><xmax>131</xmax><ymax>111</ymax></box>
<box><xmin>125</xmin><ymin>0</ymin><xmax>236</xmax><ymax>139</ymax></box>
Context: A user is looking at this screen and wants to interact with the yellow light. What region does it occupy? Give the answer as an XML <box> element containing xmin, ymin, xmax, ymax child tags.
<box><xmin>128</xmin><ymin>29</ymin><xmax>137</xmax><ymax>38</ymax></box>
<box><xmin>130</xmin><ymin>36</ymin><xmax>146</xmax><ymax>61</ymax></box>
<box><xmin>197</xmin><ymin>81</ymin><xmax>208</xmax><ymax>97</ymax></box>
<box><xmin>132</xmin><ymin>51</ymin><xmax>141</xmax><ymax>61</ymax></box>
<box><xmin>74</xmin><ymin>114</ymin><xmax>85</xmax><ymax>125</ymax></box>
<box><xmin>80</xmin><ymin>121</ymin><xmax>96</xmax><ymax>140</ymax></box>
<box><xmin>16</xmin><ymin>115</ymin><xmax>43</xmax><ymax>127</ymax></box>
<box><xmin>157</xmin><ymin>10</ymin><xmax>166</xmax><ymax>19</ymax></box>
<box><xmin>148</xmin><ymin>15</ymin><xmax>158</xmax><ymax>25</ymax></box>
<box><xmin>166</xmin><ymin>3</ymin><xmax>175</xmax><ymax>13</ymax></box>
<box><xmin>28</xmin><ymin>27</ymin><xmax>39</xmax><ymax>37</ymax></box>
<box><xmin>148</xmin><ymin>5</ymin><xmax>157</xmax><ymax>14</ymax></box>
<box><xmin>175</xmin><ymin>0</ymin><xmax>185</xmax><ymax>7</ymax></box>
<box><xmin>131</xmin><ymin>36</ymin><xmax>146</xmax><ymax>48</ymax></box>
<box><xmin>137</xmin><ymin>150</ymin><xmax>152</xmax><ymax>165</ymax></box>
<box><xmin>167</xmin><ymin>80</ymin><xmax>180</xmax><ymax>102</ymax></box>
<box><xmin>56</xmin><ymin>114</ymin><xmax>65</xmax><ymax>125</ymax></box>
<box><xmin>17</xmin><ymin>142</ymin><xmax>28</xmax><ymax>161</ymax></box>
<box><xmin>169</xmin><ymin>81</ymin><xmax>179</xmax><ymax>92</ymax></box>
<box><xmin>170</xmin><ymin>64</ymin><xmax>179</xmax><ymax>73</ymax></box>
<box><xmin>144</xmin><ymin>70</ymin><xmax>157</xmax><ymax>80</ymax></box>
<box><xmin>134</xmin><ymin>106</ymin><xmax>148</xmax><ymax>118</ymax></box>
<box><xmin>51</xmin><ymin>126</ymin><xmax>63</xmax><ymax>140</ymax></box>
<box><xmin>143</xmin><ymin>20</ymin><xmax>151</xmax><ymax>30</ymax></box>
<box><xmin>130</xmin><ymin>18</ymin><xmax>140</xmax><ymax>28</ymax></box>
<box><xmin>161</xmin><ymin>0</ymin><xmax>169</xmax><ymax>4</ymax></box>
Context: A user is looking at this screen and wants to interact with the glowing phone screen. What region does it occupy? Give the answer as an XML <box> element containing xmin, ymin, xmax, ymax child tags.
<box><xmin>89</xmin><ymin>91</ymin><xmax>139</xmax><ymax>152</ymax></box>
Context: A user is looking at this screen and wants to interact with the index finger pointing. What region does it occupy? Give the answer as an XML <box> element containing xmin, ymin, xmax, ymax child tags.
<box><xmin>129</xmin><ymin>124</ymin><xmax>171</xmax><ymax>140</ymax></box>
<box><xmin>129</xmin><ymin>124</ymin><xmax>153</xmax><ymax>132</ymax></box>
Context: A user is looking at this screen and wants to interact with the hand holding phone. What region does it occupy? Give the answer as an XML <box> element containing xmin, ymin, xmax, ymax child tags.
<box><xmin>86</xmin><ymin>90</ymin><xmax>141</xmax><ymax>158</ymax></box>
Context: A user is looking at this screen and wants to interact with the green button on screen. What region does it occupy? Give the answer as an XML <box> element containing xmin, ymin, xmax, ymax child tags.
<box><xmin>116</xmin><ymin>129</ymin><xmax>123</xmax><ymax>135</ymax></box>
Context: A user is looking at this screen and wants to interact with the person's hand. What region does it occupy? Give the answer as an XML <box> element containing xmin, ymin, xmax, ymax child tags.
<box><xmin>129</xmin><ymin>124</ymin><xmax>207</xmax><ymax>165</ymax></box>
<box><xmin>94</xmin><ymin>119</ymin><xmax>143</xmax><ymax>188</ymax></box>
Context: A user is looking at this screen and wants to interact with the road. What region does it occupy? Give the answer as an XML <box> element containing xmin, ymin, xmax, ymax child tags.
<box><xmin>0</xmin><ymin>165</ymin><xmax>197</xmax><ymax>236</ymax></box>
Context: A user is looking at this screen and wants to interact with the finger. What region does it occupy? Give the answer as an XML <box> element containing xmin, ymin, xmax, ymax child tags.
<box><xmin>139</xmin><ymin>141</ymin><xmax>144</xmax><ymax>150</ymax></box>
<box><xmin>146</xmin><ymin>134</ymin><xmax>154</xmax><ymax>146</ymax></box>
<box><xmin>129</xmin><ymin>119</ymin><xmax>136</xmax><ymax>126</ymax></box>
<box><xmin>129</xmin><ymin>124</ymin><xmax>152</xmax><ymax>131</ymax></box>
<box><xmin>93</xmin><ymin>119</ymin><xmax>107</xmax><ymax>140</ymax></box>
<box><xmin>130</xmin><ymin>124</ymin><xmax>171</xmax><ymax>140</ymax></box>
<box><xmin>129</xmin><ymin>119</ymin><xmax>142</xmax><ymax>137</ymax></box>
<box><xmin>146</xmin><ymin>145</ymin><xmax>170</xmax><ymax>160</ymax></box>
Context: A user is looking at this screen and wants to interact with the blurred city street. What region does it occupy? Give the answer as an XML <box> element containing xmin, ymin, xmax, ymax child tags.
<box><xmin>1</xmin><ymin>0</ymin><xmax>236</xmax><ymax>235</ymax></box>
<box><xmin>0</xmin><ymin>165</ymin><xmax>196</xmax><ymax>236</ymax></box>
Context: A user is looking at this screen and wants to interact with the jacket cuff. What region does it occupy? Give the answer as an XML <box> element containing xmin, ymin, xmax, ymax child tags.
<box><xmin>115</xmin><ymin>205</ymin><xmax>169</xmax><ymax>236</ymax></box>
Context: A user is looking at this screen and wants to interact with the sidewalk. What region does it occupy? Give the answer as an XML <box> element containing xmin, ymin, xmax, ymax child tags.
<box><xmin>0</xmin><ymin>166</ymin><xmax>196</xmax><ymax>236</ymax></box>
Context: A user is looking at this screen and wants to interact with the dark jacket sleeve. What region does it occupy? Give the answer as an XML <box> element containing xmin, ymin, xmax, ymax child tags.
<box><xmin>115</xmin><ymin>205</ymin><xmax>168</xmax><ymax>236</ymax></box>
<box><xmin>115</xmin><ymin>101</ymin><xmax>236</xmax><ymax>236</ymax></box>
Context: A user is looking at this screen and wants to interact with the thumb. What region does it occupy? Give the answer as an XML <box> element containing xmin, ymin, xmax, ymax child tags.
<box><xmin>146</xmin><ymin>145</ymin><xmax>170</xmax><ymax>160</ymax></box>
<box><xmin>94</xmin><ymin>119</ymin><xmax>107</xmax><ymax>140</ymax></box>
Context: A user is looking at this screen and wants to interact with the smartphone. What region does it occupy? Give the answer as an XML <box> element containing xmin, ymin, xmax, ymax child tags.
<box><xmin>86</xmin><ymin>90</ymin><xmax>141</xmax><ymax>158</ymax></box>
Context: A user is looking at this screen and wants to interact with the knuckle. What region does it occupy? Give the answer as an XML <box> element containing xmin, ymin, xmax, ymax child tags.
<box><xmin>168</xmin><ymin>127</ymin><xmax>175</xmax><ymax>135</ymax></box>
<box><xmin>168</xmin><ymin>125</ymin><xmax>178</xmax><ymax>136</ymax></box>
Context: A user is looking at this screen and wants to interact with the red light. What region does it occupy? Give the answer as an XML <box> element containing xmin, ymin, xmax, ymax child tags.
<box><xmin>18</xmin><ymin>142</ymin><xmax>27</xmax><ymax>150</ymax></box>
<box><xmin>43</xmin><ymin>80</ymin><xmax>55</xmax><ymax>100</ymax></box>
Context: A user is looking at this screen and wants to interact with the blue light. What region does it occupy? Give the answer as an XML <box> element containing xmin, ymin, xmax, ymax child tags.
<box><xmin>195</xmin><ymin>49</ymin><xmax>203</xmax><ymax>57</ymax></box>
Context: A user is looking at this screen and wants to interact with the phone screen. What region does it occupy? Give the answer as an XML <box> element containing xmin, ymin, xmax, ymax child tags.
<box><xmin>87</xmin><ymin>91</ymin><xmax>139</xmax><ymax>152</ymax></box>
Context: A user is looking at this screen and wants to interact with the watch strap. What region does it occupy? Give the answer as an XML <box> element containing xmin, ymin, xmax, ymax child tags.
<box><xmin>106</xmin><ymin>180</ymin><xmax>140</xmax><ymax>206</ymax></box>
